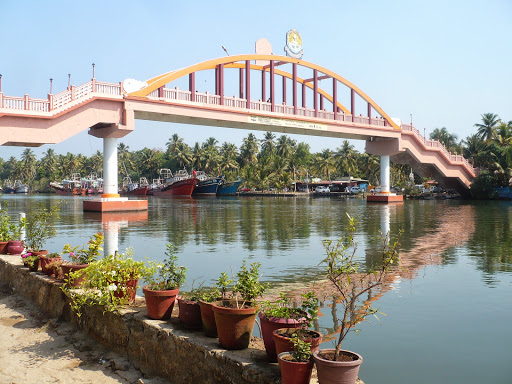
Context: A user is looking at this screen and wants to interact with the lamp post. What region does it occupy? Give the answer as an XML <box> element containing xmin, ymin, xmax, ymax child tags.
<box><xmin>67</xmin><ymin>73</ymin><xmax>71</xmax><ymax>89</ymax></box>
<box><xmin>222</xmin><ymin>45</ymin><xmax>229</xmax><ymax>56</ymax></box>
<box><xmin>92</xmin><ymin>63</ymin><xmax>95</xmax><ymax>79</ymax></box>
<box><xmin>0</xmin><ymin>74</ymin><xmax>2</xmax><ymax>92</ymax></box>
<box><xmin>424</xmin><ymin>128</ymin><xmax>426</xmax><ymax>140</ymax></box>
<box><xmin>410</xmin><ymin>113</ymin><xmax>413</xmax><ymax>128</ymax></box>
<box><xmin>49</xmin><ymin>78</ymin><xmax>53</xmax><ymax>94</ymax></box>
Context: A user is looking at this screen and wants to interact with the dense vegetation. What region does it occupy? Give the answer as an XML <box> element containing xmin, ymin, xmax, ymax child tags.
<box><xmin>0</xmin><ymin>113</ymin><xmax>509</xmax><ymax>197</ymax></box>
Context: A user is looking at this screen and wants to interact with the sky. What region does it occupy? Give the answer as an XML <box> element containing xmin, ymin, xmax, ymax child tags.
<box><xmin>1</xmin><ymin>0</ymin><xmax>511</xmax><ymax>160</ymax></box>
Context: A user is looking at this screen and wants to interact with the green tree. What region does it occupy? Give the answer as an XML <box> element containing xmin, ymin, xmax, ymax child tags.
<box><xmin>474</xmin><ymin>113</ymin><xmax>500</xmax><ymax>142</ymax></box>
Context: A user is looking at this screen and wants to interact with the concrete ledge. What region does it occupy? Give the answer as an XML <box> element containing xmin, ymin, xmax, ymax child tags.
<box><xmin>367</xmin><ymin>194</ymin><xmax>404</xmax><ymax>203</ymax></box>
<box><xmin>83</xmin><ymin>199</ymin><xmax>148</xmax><ymax>212</ymax></box>
<box><xmin>0</xmin><ymin>255</ymin><xmax>280</xmax><ymax>384</ymax></box>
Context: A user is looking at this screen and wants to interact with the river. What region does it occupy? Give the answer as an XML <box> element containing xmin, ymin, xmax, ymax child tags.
<box><xmin>2</xmin><ymin>194</ymin><xmax>511</xmax><ymax>384</ymax></box>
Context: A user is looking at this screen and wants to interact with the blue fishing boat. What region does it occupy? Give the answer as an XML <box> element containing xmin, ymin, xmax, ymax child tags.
<box><xmin>192</xmin><ymin>172</ymin><xmax>224</xmax><ymax>196</ymax></box>
<box><xmin>217</xmin><ymin>178</ymin><xmax>243</xmax><ymax>196</ymax></box>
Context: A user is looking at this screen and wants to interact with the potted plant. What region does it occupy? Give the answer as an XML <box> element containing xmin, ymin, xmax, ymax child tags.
<box><xmin>7</xmin><ymin>219</ymin><xmax>25</xmax><ymax>255</ymax></box>
<box><xmin>21</xmin><ymin>252</ymin><xmax>40</xmax><ymax>272</ymax></box>
<box><xmin>143</xmin><ymin>243</ymin><xmax>186</xmax><ymax>320</ymax></box>
<box><xmin>0</xmin><ymin>203</ymin><xmax>11</xmax><ymax>254</ymax></box>
<box><xmin>259</xmin><ymin>291</ymin><xmax>319</xmax><ymax>361</ymax></box>
<box><xmin>25</xmin><ymin>202</ymin><xmax>60</xmax><ymax>256</ymax></box>
<box><xmin>61</xmin><ymin>232</ymin><xmax>104</xmax><ymax>287</ymax></box>
<box><xmin>277</xmin><ymin>335</ymin><xmax>315</xmax><ymax>384</ymax></box>
<box><xmin>313</xmin><ymin>214</ymin><xmax>400</xmax><ymax>384</ymax></box>
<box><xmin>198</xmin><ymin>272</ymin><xmax>231</xmax><ymax>337</ymax></box>
<box><xmin>62</xmin><ymin>248</ymin><xmax>157</xmax><ymax>317</ymax></box>
<box><xmin>211</xmin><ymin>261</ymin><xmax>268</xmax><ymax>350</ymax></box>
<box><xmin>178</xmin><ymin>285</ymin><xmax>204</xmax><ymax>330</ymax></box>
<box><xmin>40</xmin><ymin>252</ymin><xmax>62</xmax><ymax>276</ymax></box>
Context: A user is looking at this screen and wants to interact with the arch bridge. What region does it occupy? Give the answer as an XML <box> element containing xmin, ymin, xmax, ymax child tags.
<box><xmin>0</xmin><ymin>54</ymin><xmax>476</xmax><ymax>200</ymax></box>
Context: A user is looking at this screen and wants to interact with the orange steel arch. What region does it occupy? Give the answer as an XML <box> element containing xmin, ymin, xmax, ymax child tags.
<box><xmin>129</xmin><ymin>54</ymin><xmax>400</xmax><ymax>130</ymax></box>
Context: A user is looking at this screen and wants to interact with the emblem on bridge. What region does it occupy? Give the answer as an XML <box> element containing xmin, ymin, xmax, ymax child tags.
<box><xmin>284</xmin><ymin>29</ymin><xmax>303</xmax><ymax>59</ymax></box>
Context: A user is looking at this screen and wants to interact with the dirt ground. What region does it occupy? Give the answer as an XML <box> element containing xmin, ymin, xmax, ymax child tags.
<box><xmin>0</xmin><ymin>285</ymin><xmax>170</xmax><ymax>384</ymax></box>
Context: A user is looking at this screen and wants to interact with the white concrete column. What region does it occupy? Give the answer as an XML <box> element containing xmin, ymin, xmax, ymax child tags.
<box><xmin>380</xmin><ymin>155</ymin><xmax>390</xmax><ymax>193</ymax></box>
<box><xmin>102</xmin><ymin>137</ymin><xmax>119</xmax><ymax>197</ymax></box>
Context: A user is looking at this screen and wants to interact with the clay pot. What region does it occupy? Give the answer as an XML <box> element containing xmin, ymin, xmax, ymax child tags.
<box><xmin>277</xmin><ymin>352</ymin><xmax>314</xmax><ymax>384</ymax></box>
<box><xmin>7</xmin><ymin>240</ymin><xmax>24</xmax><ymax>255</ymax></box>
<box><xmin>0</xmin><ymin>241</ymin><xmax>9</xmax><ymax>254</ymax></box>
<box><xmin>143</xmin><ymin>286</ymin><xmax>179</xmax><ymax>320</ymax></box>
<box><xmin>199</xmin><ymin>300</ymin><xmax>219</xmax><ymax>337</ymax></box>
<box><xmin>40</xmin><ymin>255</ymin><xmax>62</xmax><ymax>276</ymax></box>
<box><xmin>178</xmin><ymin>297</ymin><xmax>202</xmax><ymax>329</ymax></box>
<box><xmin>272</xmin><ymin>328</ymin><xmax>323</xmax><ymax>357</ymax></box>
<box><xmin>313</xmin><ymin>349</ymin><xmax>363</xmax><ymax>384</ymax></box>
<box><xmin>112</xmin><ymin>279</ymin><xmax>138</xmax><ymax>304</ymax></box>
<box><xmin>258</xmin><ymin>312</ymin><xmax>305</xmax><ymax>362</ymax></box>
<box><xmin>30</xmin><ymin>250</ymin><xmax>48</xmax><ymax>257</ymax></box>
<box><xmin>211</xmin><ymin>300</ymin><xmax>259</xmax><ymax>350</ymax></box>
<box><xmin>61</xmin><ymin>264</ymin><xmax>89</xmax><ymax>287</ymax></box>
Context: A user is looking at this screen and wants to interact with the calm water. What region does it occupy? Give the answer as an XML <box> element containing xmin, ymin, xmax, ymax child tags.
<box><xmin>2</xmin><ymin>195</ymin><xmax>511</xmax><ymax>384</ymax></box>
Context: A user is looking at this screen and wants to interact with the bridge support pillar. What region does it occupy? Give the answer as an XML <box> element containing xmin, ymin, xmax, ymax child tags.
<box><xmin>367</xmin><ymin>155</ymin><xmax>403</xmax><ymax>203</ymax></box>
<box><xmin>84</xmin><ymin>123</ymin><xmax>148</xmax><ymax>212</ymax></box>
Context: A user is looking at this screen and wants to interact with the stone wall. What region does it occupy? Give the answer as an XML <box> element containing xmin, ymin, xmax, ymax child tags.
<box><xmin>0</xmin><ymin>255</ymin><xmax>281</xmax><ymax>384</ymax></box>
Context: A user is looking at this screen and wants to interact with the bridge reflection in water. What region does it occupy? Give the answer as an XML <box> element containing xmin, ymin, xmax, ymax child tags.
<box><xmin>305</xmin><ymin>204</ymin><xmax>476</xmax><ymax>344</ymax></box>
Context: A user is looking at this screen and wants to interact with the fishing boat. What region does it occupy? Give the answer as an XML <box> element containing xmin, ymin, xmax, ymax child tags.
<box><xmin>3</xmin><ymin>180</ymin><xmax>15</xmax><ymax>194</ymax></box>
<box><xmin>153</xmin><ymin>169</ymin><xmax>198</xmax><ymax>197</ymax></box>
<box><xmin>14</xmin><ymin>180</ymin><xmax>29</xmax><ymax>194</ymax></box>
<box><xmin>50</xmin><ymin>173</ymin><xmax>84</xmax><ymax>195</ymax></box>
<box><xmin>192</xmin><ymin>171</ymin><xmax>224</xmax><ymax>196</ymax></box>
<box><xmin>217</xmin><ymin>178</ymin><xmax>243</xmax><ymax>196</ymax></box>
<box><xmin>120</xmin><ymin>177</ymin><xmax>149</xmax><ymax>196</ymax></box>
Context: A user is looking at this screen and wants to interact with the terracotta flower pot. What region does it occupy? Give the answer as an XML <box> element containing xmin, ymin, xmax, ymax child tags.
<box><xmin>0</xmin><ymin>241</ymin><xmax>8</xmax><ymax>255</ymax></box>
<box><xmin>277</xmin><ymin>351</ymin><xmax>314</xmax><ymax>384</ymax></box>
<box><xmin>211</xmin><ymin>299</ymin><xmax>259</xmax><ymax>350</ymax></box>
<box><xmin>143</xmin><ymin>286</ymin><xmax>179</xmax><ymax>320</ymax></box>
<box><xmin>61</xmin><ymin>264</ymin><xmax>89</xmax><ymax>287</ymax></box>
<box><xmin>7</xmin><ymin>240</ymin><xmax>24</xmax><ymax>255</ymax></box>
<box><xmin>199</xmin><ymin>300</ymin><xmax>219</xmax><ymax>337</ymax></box>
<box><xmin>40</xmin><ymin>255</ymin><xmax>62</xmax><ymax>276</ymax></box>
<box><xmin>258</xmin><ymin>312</ymin><xmax>305</xmax><ymax>362</ymax></box>
<box><xmin>30</xmin><ymin>250</ymin><xmax>48</xmax><ymax>257</ymax></box>
<box><xmin>272</xmin><ymin>328</ymin><xmax>323</xmax><ymax>357</ymax></box>
<box><xmin>178</xmin><ymin>297</ymin><xmax>202</xmax><ymax>329</ymax></box>
<box><xmin>313</xmin><ymin>349</ymin><xmax>363</xmax><ymax>384</ymax></box>
<box><xmin>112</xmin><ymin>279</ymin><xmax>138</xmax><ymax>304</ymax></box>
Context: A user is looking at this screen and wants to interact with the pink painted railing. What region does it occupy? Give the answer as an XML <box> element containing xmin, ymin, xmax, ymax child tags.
<box><xmin>0</xmin><ymin>80</ymin><xmax>474</xmax><ymax>174</ymax></box>
<box><xmin>0</xmin><ymin>80</ymin><xmax>122</xmax><ymax>113</ymax></box>
<box><xmin>401</xmin><ymin>123</ymin><xmax>474</xmax><ymax>172</ymax></box>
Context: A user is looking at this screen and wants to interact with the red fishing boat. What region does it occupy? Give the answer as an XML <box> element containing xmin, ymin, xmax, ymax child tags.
<box><xmin>153</xmin><ymin>169</ymin><xmax>198</xmax><ymax>197</ymax></box>
<box><xmin>120</xmin><ymin>177</ymin><xmax>149</xmax><ymax>196</ymax></box>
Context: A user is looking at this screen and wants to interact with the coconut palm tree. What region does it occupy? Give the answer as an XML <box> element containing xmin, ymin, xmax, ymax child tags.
<box><xmin>430</xmin><ymin>127</ymin><xmax>458</xmax><ymax>151</ymax></box>
<box><xmin>276</xmin><ymin>135</ymin><xmax>296</xmax><ymax>160</ymax></box>
<box><xmin>20</xmin><ymin>148</ymin><xmax>37</xmax><ymax>181</ymax></box>
<box><xmin>260</xmin><ymin>131</ymin><xmax>276</xmax><ymax>159</ymax></box>
<box><xmin>40</xmin><ymin>148</ymin><xmax>58</xmax><ymax>179</ymax></box>
<box><xmin>239</xmin><ymin>133</ymin><xmax>259</xmax><ymax>167</ymax></box>
<box><xmin>462</xmin><ymin>134</ymin><xmax>485</xmax><ymax>166</ymax></box>
<box><xmin>474</xmin><ymin>113</ymin><xmax>501</xmax><ymax>142</ymax></box>
<box><xmin>334</xmin><ymin>140</ymin><xmax>358</xmax><ymax>178</ymax></box>
<box><xmin>313</xmin><ymin>149</ymin><xmax>335</xmax><ymax>180</ymax></box>
<box><xmin>219</xmin><ymin>142</ymin><xmax>239</xmax><ymax>174</ymax></box>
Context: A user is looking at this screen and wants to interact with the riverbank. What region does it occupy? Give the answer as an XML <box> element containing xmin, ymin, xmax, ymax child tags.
<box><xmin>0</xmin><ymin>254</ymin><xmax>365</xmax><ymax>384</ymax></box>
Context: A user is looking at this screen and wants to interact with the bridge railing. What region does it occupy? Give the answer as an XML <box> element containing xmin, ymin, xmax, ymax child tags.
<box><xmin>0</xmin><ymin>80</ymin><xmax>122</xmax><ymax>113</ymax></box>
<box><xmin>401</xmin><ymin>123</ymin><xmax>474</xmax><ymax>172</ymax></box>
